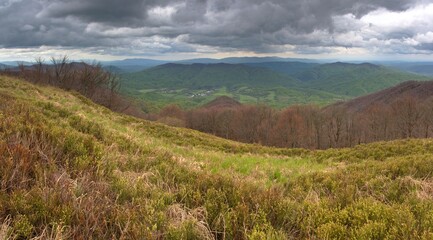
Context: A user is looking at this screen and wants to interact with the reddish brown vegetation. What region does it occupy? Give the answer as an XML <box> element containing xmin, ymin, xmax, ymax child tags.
<box><xmin>153</xmin><ymin>81</ymin><xmax>433</xmax><ymax>149</ymax></box>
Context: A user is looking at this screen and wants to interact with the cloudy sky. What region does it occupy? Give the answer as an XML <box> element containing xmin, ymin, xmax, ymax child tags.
<box><xmin>1</xmin><ymin>0</ymin><xmax>433</xmax><ymax>61</ymax></box>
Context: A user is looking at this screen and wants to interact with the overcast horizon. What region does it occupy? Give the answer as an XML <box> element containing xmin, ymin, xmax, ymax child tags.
<box><xmin>1</xmin><ymin>0</ymin><xmax>433</xmax><ymax>62</ymax></box>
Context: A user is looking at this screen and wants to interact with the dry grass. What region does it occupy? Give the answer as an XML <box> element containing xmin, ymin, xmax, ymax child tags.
<box><xmin>166</xmin><ymin>204</ymin><xmax>214</xmax><ymax>240</ymax></box>
<box><xmin>403</xmin><ymin>176</ymin><xmax>433</xmax><ymax>200</ymax></box>
<box><xmin>2</xmin><ymin>75</ymin><xmax>433</xmax><ymax>238</ymax></box>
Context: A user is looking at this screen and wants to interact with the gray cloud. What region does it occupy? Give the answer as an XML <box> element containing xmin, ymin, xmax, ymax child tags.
<box><xmin>0</xmin><ymin>0</ymin><xmax>431</xmax><ymax>57</ymax></box>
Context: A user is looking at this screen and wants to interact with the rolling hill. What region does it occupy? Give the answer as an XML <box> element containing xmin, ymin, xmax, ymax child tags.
<box><xmin>176</xmin><ymin>56</ymin><xmax>319</xmax><ymax>64</ymax></box>
<box><xmin>386</xmin><ymin>62</ymin><xmax>433</xmax><ymax>77</ymax></box>
<box><xmin>295</xmin><ymin>62</ymin><xmax>430</xmax><ymax>96</ymax></box>
<box><xmin>0</xmin><ymin>63</ymin><xmax>10</xmax><ymax>70</ymax></box>
<box><xmin>124</xmin><ymin>63</ymin><xmax>300</xmax><ymax>89</ymax></box>
<box><xmin>120</xmin><ymin>61</ymin><xmax>428</xmax><ymax>110</ymax></box>
<box><xmin>102</xmin><ymin>58</ymin><xmax>169</xmax><ymax>72</ymax></box>
<box><xmin>100</xmin><ymin>57</ymin><xmax>322</xmax><ymax>72</ymax></box>
<box><xmin>245</xmin><ymin>61</ymin><xmax>319</xmax><ymax>76</ymax></box>
<box><xmin>2</xmin><ymin>74</ymin><xmax>433</xmax><ymax>239</ymax></box>
<box><xmin>121</xmin><ymin>63</ymin><xmax>346</xmax><ymax>110</ymax></box>
<box><xmin>333</xmin><ymin>80</ymin><xmax>433</xmax><ymax>112</ymax></box>
<box><xmin>406</xmin><ymin>64</ymin><xmax>433</xmax><ymax>76</ymax></box>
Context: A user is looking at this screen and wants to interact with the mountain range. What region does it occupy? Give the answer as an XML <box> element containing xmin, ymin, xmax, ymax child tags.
<box><xmin>2</xmin><ymin>57</ymin><xmax>430</xmax><ymax>111</ymax></box>
<box><xmin>384</xmin><ymin>62</ymin><xmax>433</xmax><ymax>77</ymax></box>
<box><xmin>100</xmin><ymin>56</ymin><xmax>326</xmax><ymax>72</ymax></box>
<box><xmin>120</xmin><ymin>61</ymin><xmax>429</xmax><ymax>110</ymax></box>
<box><xmin>0</xmin><ymin>63</ymin><xmax>11</xmax><ymax>70</ymax></box>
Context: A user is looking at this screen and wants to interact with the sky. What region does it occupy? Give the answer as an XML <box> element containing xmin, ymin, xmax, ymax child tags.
<box><xmin>1</xmin><ymin>0</ymin><xmax>433</xmax><ymax>61</ymax></box>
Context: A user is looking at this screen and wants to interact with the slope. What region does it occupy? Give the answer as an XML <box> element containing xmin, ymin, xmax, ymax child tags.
<box><xmin>202</xmin><ymin>95</ymin><xmax>241</xmax><ymax>109</ymax></box>
<box><xmin>175</xmin><ymin>56</ymin><xmax>318</xmax><ymax>64</ymax></box>
<box><xmin>333</xmin><ymin>80</ymin><xmax>433</xmax><ymax>112</ymax></box>
<box><xmin>296</xmin><ymin>62</ymin><xmax>430</xmax><ymax>96</ymax></box>
<box><xmin>121</xmin><ymin>63</ymin><xmax>346</xmax><ymax>110</ymax></box>
<box><xmin>2</xmin><ymin>75</ymin><xmax>433</xmax><ymax>239</ymax></box>
<box><xmin>245</xmin><ymin>61</ymin><xmax>319</xmax><ymax>76</ymax></box>
<box><xmin>387</xmin><ymin>62</ymin><xmax>433</xmax><ymax>77</ymax></box>
<box><xmin>0</xmin><ymin>63</ymin><xmax>10</xmax><ymax>70</ymax></box>
<box><xmin>102</xmin><ymin>58</ymin><xmax>169</xmax><ymax>72</ymax></box>
<box><xmin>123</xmin><ymin>63</ymin><xmax>300</xmax><ymax>89</ymax></box>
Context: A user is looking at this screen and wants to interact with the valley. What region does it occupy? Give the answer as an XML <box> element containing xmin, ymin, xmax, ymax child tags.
<box><xmin>3</xmin><ymin>0</ymin><xmax>433</xmax><ymax>239</ymax></box>
<box><xmin>118</xmin><ymin>60</ymin><xmax>429</xmax><ymax>111</ymax></box>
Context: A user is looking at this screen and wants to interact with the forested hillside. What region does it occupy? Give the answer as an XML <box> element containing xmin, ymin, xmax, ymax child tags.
<box><xmin>151</xmin><ymin>80</ymin><xmax>433</xmax><ymax>149</ymax></box>
<box><xmin>120</xmin><ymin>62</ymin><xmax>428</xmax><ymax>111</ymax></box>
<box><xmin>121</xmin><ymin>63</ymin><xmax>346</xmax><ymax>110</ymax></box>
<box><xmin>294</xmin><ymin>62</ymin><xmax>429</xmax><ymax>96</ymax></box>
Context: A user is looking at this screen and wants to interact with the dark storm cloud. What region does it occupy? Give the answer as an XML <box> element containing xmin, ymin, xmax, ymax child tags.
<box><xmin>416</xmin><ymin>43</ymin><xmax>433</xmax><ymax>51</ymax></box>
<box><xmin>0</xmin><ymin>0</ymin><xmax>429</xmax><ymax>55</ymax></box>
<box><xmin>39</xmin><ymin>0</ymin><xmax>156</xmax><ymax>26</ymax></box>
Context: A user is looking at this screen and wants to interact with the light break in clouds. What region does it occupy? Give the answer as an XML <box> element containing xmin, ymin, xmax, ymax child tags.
<box><xmin>0</xmin><ymin>0</ymin><xmax>433</xmax><ymax>60</ymax></box>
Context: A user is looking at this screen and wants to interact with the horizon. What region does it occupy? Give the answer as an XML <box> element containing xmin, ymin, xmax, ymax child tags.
<box><xmin>1</xmin><ymin>55</ymin><xmax>433</xmax><ymax>64</ymax></box>
<box><xmin>1</xmin><ymin>0</ymin><xmax>433</xmax><ymax>62</ymax></box>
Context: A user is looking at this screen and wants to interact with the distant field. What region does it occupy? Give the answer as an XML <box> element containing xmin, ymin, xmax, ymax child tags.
<box><xmin>119</xmin><ymin>62</ymin><xmax>428</xmax><ymax>111</ymax></box>
<box><xmin>122</xmin><ymin>85</ymin><xmax>347</xmax><ymax>110</ymax></box>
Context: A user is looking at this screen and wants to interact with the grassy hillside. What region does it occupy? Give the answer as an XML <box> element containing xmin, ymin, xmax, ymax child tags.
<box><xmin>296</xmin><ymin>62</ymin><xmax>430</xmax><ymax>96</ymax></box>
<box><xmin>2</xmin><ymin>75</ymin><xmax>433</xmax><ymax>239</ymax></box>
<box><xmin>121</xmin><ymin>63</ymin><xmax>346</xmax><ymax>110</ymax></box>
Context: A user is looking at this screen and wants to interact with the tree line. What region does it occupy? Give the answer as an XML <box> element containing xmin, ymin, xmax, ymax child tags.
<box><xmin>3</xmin><ymin>58</ymin><xmax>432</xmax><ymax>150</ymax></box>
<box><xmin>1</xmin><ymin>56</ymin><xmax>145</xmax><ymax>118</ymax></box>
<box><xmin>150</xmin><ymin>96</ymin><xmax>433</xmax><ymax>149</ymax></box>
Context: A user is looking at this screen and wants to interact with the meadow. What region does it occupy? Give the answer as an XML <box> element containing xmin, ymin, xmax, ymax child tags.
<box><xmin>1</xmin><ymin>75</ymin><xmax>433</xmax><ymax>239</ymax></box>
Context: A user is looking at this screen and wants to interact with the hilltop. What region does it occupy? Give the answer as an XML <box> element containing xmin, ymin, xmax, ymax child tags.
<box><xmin>124</xmin><ymin>63</ymin><xmax>300</xmax><ymax>89</ymax></box>
<box><xmin>2</xmin><ymin>75</ymin><xmax>433</xmax><ymax>238</ymax></box>
<box><xmin>121</xmin><ymin>63</ymin><xmax>345</xmax><ymax>109</ymax></box>
<box><xmin>333</xmin><ymin>80</ymin><xmax>433</xmax><ymax>112</ymax></box>
<box><xmin>245</xmin><ymin>61</ymin><xmax>319</xmax><ymax>76</ymax></box>
<box><xmin>120</xmin><ymin>61</ymin><xmax>428</xmax><ymax>110</ymax></box>
<box><xmin>295</xmin><ymin>62</ymin><xmax>429</xmax><ymax>96</ymax></box>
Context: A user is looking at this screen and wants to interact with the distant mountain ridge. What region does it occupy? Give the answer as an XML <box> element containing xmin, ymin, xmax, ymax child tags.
<box><xmin>100</xmin><ymin>56</ymin><xmax>325</xmax><ymax>72</ymax></box>
<box><xmin>120</xmin><ymin>62</ymin><xmax>346</xmax><ymax>109</ymax></box>
<box><xmin>0</xmin><ymin>63</ymin><xmax>11</xmax><ymax>70</ymax></box>
<box><xmin>124</xmin><ymin>63</ymin><xmax>300</xmax><ymax>89</ymax></box>
<box><xmin>176</xmin><ymin>56</ymin><xmax>320</xmax><ymax>64</ymax></box>
<box><xmin>119</xmin><ymin>61</ymin><xmax>430</xmax><ymax>110</ymax></box>
<box><xmin>244</xmin><ymin>61</ymin><xmax>319</xmax><ymax>76</ymax></box>
<box><xmin>386</xmin><ymin>62</ymin><xmax>433</xmax><ymax>77</ymax></box>
<box><xmin>294</xmin><ymin>62</ymin><xmax>429</xmax><ymax>96</ymax></box>
<box><xmin>122</xmin><ymin>61</ymin><xmax>427</xmax><ymax>94</ymax></box>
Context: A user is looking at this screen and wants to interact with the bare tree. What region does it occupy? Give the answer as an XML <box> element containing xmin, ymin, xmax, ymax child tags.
<box><xmin>50</xmin><ymin>55</ymin><xmax>73</xmax><ymax>88</ymax></box>
<box><xmin>392</xmin><ymin>96</ymin><xmax>422</xmax><ymax>138</ymax></box>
